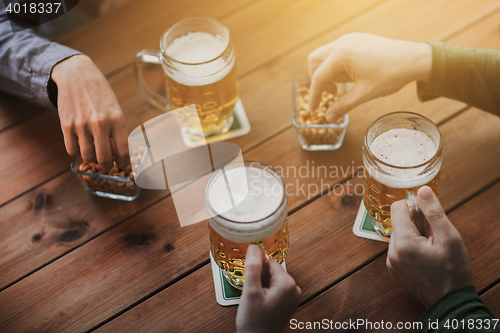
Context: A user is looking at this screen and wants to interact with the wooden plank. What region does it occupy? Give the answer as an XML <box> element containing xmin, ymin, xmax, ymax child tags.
<box><xmin>234</xmin><ymin>5</ymin><xmax>500</xmax><ymax>208</ymax></box>
<box><xmin>5</xmin><ymin>0</ymin><xmax>381</xmax><ymax>149</ymax></box>
<box><xmin>2</xmin><ymin>0</ymin><xmax>500</xmax><ymax>324</ymax></box>
<box><xmin>0</xmin><ymin>66</ymin><xmax>166</xmax><ymax>207</ymax></box>
<box><xmin>242</xmin><ymin>104</ymin><xmax>500</xmax><ymax>210</ymax></box>
<box><xmin>56</xmin><ymin>0</ymin><xmax>255</xmax><ymax>75</ymax></box>
<box><xmin>4</xmin><ymin>0</ymin><xmax>496</xmax><ymax>206</ymax></box>
<box><xmin>1</xmin><ymin>0</ymin><xmax>498</xmax><ymax>326</ymax></box>
<box><xmin>0</xmin><ymin>95</ymin><xmax>43</xmax><ymax>133</ymax></box>
<box><xmin>0</xmin><ymin>172</ymin><xmax>165</xmax><ymax>291</ymax></box>
<box><xmin>0</xmin><ymin>195</ymin><xmax>205</xmax><ymax>332</ymax></box>
<box><xmin>0</xmin><ymin>0</ymin><xmax>249</xmax><ymax>134</ymax></box>
<box><xmin>0</xmin><ymin>0</ymin><xmax>493</xmax><ymax>289</ymax></box>
<box><xmin>0</xmin><ymin>0</ymin><xmax>380</xmax><ymax>205</ymax></box>
<box><xmin>447</xmin><ymin>9</ymin><xmax>500</xmax><ymax>49</ymax></box>
<box><xmin>0</xmin><ymin>111</ymin><xmax>70</xmax><ymax>206</ymax></box>
<box><xmin>100</xmin><ymin>126</ymin><xmax>500</xmax><ymax>333</ymax></box>
<box><xmin>284</xmin><ymin>180</ymin><xmax>500</xmax><ymax>332</ymax></box>
<box><xmin>482</xmin><ymin>283</ymin><xmax>500</xmax><ymax>318</ymax></box>
<box><xmin>6</xmin><ymin>107</ymin><xmax>496</xmax><ymax>332</ymax></box>
<box><xmin>1</xmin><ymin>0</ymin><xmax>383</xmax><ymax>142</ymax></box>
<box><xmin>58</xmin><ymin>0</ymin><xmax>381</xmax><ymax>77</ymax></box>
<box><xmin>220</xmin><ymin>0</ymin><xmax>380</xmax><ymax>78</ymax></box>
<box><xmin>219</xmin><ymin>0</ymin><xmax>500</xmax><ymax>163</ymax></box>
<box><xmin>0</xmin><ymin>66</ymin><xmax>167</xmax><ymax>289</ymax></box>
<box><xmin>95</xmin><ymin>108</ymin><xmax>500</xmax><ymax>331</ymax></box>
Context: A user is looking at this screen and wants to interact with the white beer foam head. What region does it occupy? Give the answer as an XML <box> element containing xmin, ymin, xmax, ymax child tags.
<box><xmin>367</xmin><ymin>128</ymin><xmax>439</xmax><ymax>188</ymax></box>
<box><xmin>207</xmin><ymin>166</ymin><xmax>287</xmax><ymax>243</ymax></box>
<box><xmin>164</xmin><ymin>31</ymin><xmax>234</xmax><ymax>87</ymax></box>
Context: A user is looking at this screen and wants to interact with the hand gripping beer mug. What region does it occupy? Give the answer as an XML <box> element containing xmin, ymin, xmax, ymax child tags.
<box><xmin>205</xmin><ymin>161</ymin><xmax>289</xmax><ymax>289</ymax></box>
<box><xmin>363</xmin><ymin>112</ymin><xmax>442</xmax><ymax>239</ymax></box>
<box><xmin>135</xmin><ymin>16</ymin><xmax>239</xmax><ymax>137</ymax></box>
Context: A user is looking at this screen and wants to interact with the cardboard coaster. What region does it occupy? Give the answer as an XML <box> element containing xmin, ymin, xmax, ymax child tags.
<box><xmin>180</xmin><ymin>99</ymin><xmax>251</xmax><ymax>148</ymax></box>
<box><xmin>352</xmin><ymin>202</ymin><xmax>389</xmax><ymax>243</ymax></box>
<box><xmin>210</xmin><ymin>251</ymin><xmax>287</xmax><ymax>306</ymax></box>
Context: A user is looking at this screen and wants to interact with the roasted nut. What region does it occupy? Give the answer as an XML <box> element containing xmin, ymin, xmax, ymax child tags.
<box><xmin>78</xmin><ymin>149</ymin><xmax>143</xmax><ymax>196</ymax></box>
<box><xmin>295</xmin><ymin>86</ymin><xmax>344</xmax><ymax>146</ymax></box>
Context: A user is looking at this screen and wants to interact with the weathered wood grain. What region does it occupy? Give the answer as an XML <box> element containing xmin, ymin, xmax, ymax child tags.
<box><xmin>0</xmin><ymin>0</ymin><xmax>250</xmax><ymax>133</ymax></box>
<box><xmin>0</xmin><ymin>95</ymin><xmax>43</xmax><ymax>133</ymax></box>
<box><xmin>285</xmin><ymin>180</ymin><xmax>500</xmax><ymax>332</ymax></box>
<box><xmin>3</xmin><ymin>0</ymin><xmax>497</xmax><ymax>207</ymax></box>
<box><xmin>56</xmin><ymin>0</ymin><xmax>255</xmax><ymax>75</ymax></box>
<box><xmin>243</xmin><ymin>107</ymin><xmax>500</xmax><ymax>210</ymax></box>
<box><xmin>0</xmin><ymin>172</ymin><xmax>166</xmax><ymax>291</ymax></box>
<box><xmin>482</xmin><ymin>283</ymin><xmax>500</xmax><ymax>318</ymax></box>
<box><xmin>0</xmin><ymin>111</ymin><xmax>70</xmax><ymax>206</ymax></box>
<box><xmin>2</xmin><ymin>1</ymin><xmax>500</xmax><ymax>332</ymax></box>
<box><xmin>57</xmin><ymin>0</ymin><xmax>380</xmax><ymax>77</ymax></box>
<box><xmin>21</xmin><ymin>108</ymin><xmax>496</xmax><ymax>333</ymax></box>
<box><xmin>0</xmin><ymin>0</ymin><xmax>379</xmax><ymax>206</ymax></box>
<box><xmin>1</xmin><ymin>0</ymin><xmax>493</xmax><ymax>289</ymax></box>
<box><xmin>97</xmin><ymin>143</ymin><xmax>500</xmax><ymax>332</ymax></box>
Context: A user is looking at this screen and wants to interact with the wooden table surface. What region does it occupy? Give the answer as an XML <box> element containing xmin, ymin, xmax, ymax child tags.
<box><xmin>1</xmin><ymin>0</ymin><xmax>500</xmax><ymax>332</ymax></box>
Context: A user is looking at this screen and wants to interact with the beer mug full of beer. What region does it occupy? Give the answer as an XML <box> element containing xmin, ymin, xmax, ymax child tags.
<box><xmin>135</xmin><ymin>17</ymin><xmax>238</xmax><ymax>137</ymax></box>
<box><xmin>363</xmin><ymin>112</ymin><xmax>442</xmax><ymax>239</ymax></box>
<box><xmin>205</xmin><ymin>161</ymin><xmax>289</xmax><ymax>289</ymax></box>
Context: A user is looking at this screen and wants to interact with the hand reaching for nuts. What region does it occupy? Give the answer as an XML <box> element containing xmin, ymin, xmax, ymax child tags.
<box><xmin>297</xmin><ymin>88</ymin><xmax>341</xmax><ymax>125</ymax></box>
<box><xmin>78</xmin><ymin>147</ymin><xmax>145</xmax><ymax>196</ymax></box>
<box><xmin>296</xmin><ymin>87</ymin><xmax>344</xmax><ymax>146</ymax></box>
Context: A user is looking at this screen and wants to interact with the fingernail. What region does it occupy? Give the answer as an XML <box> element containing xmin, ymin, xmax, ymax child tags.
<box><xmin>419</xmin><ymin>186</ymin><xmax>434</xmax><ymax>201</ymax></box>
<box><xmin>247</xmin><ymin>245</ymin><xmax>259</xmax><ymax>256</ymax></box>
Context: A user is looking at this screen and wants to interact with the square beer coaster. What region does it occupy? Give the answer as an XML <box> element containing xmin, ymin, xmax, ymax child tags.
<box><xmin>180</xmin><ymin>99</ymin><xmax>251</xmax><ymax>148</ymax></box>
<box><xmin>352</xmin><ymin>202</ymin><xmax>388</xmax><ymax>243</ymax></box>
<box><xmin>210</xmin><ymin>251</ymin><xmax>287</xmax><ymax>307</ymax></box>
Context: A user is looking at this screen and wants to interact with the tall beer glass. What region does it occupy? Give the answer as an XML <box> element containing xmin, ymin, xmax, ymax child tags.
<box><xmin>205</xmin><ymin>161</ymin><xmax>289</xmax><ymax>289</ymax></box>
<box><xmin>363</xmin><ymin>112</ymin><xmax>442</xmax><ymax>239</ymax></box>
<box><xmin>136</xmin><ymin>17</ymin><xmax>238</xmax><ymax>137</ymax></box>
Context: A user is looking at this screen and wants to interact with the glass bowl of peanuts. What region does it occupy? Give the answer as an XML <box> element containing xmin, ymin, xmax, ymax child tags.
<box><xmin>70</xmin><ymin>146</ymin><xmax>146</xmax><ymax>201</ymax></box>
<box><xmin>292</xmin><ymin>77</ymin><xmax>349</xmax><ymax>151</ymax></box>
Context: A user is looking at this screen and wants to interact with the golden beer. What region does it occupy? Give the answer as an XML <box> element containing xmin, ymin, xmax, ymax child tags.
<box><xmin>135</xmin><ymin>17</ymin><xmax>239</xmax><ymax>137</ymax></box>
<box><xmin>206</xmin><ymin>162</ymin><xmax>289</xmax><ymax>289</ymax></box>
<box><xmin>165</xmin><ymin>64</ymin><xmax>238</xmax><ymax>137</ymax></box>
<box><xmin>363</xmin><ymin>112</ymin><xmax>442</xmax><ymax>238</ymax></box>
<box><xmin>209</xmin><ymin>218</ymin><xmax>289</xmax><ymax>288</ymax></box>
<box><xmin>364</xmin><ymin>171</ymin><xmax>440</xmax><ymax>236</ymax></box>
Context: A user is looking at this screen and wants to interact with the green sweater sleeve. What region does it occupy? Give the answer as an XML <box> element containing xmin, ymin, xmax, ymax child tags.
<box><xmin>417</xmin><ymin>41</ymin><xmax>500</xmax><ymax>116</ymax></box>
<box><xmin>419</xmin><ymin>285</ymin><xmax>499</xmax><ymax>333</ymax></box>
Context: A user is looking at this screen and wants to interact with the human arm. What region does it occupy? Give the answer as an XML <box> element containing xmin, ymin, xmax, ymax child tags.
<box><xmin>387</xmin><ymin>186</ymin><xmax>499</xmax><ymax>332</ymax></box>
<box><xmin>420</xmin><ymin>285</ymin><xmax>499</xmax><ymax>333</ymax></box>
<box><xmin>308</xmin><ymin>33</ymin><xmax>431</xmax><ymax>122</ymax></box>
<box><xmin>236</xmin><ymin>244</ymin><xmax>302</xmax><ymax>333</ymax></box>
<box><xmin>0</xmin><ymin>0</ymin><xmax>81</xmax><ymax>108</ymax></box>
<box><xmin>308</xmin><ymin>33</ymin><xmax>500</xmax><ymax>122</ymax></box>
<box><xmin>0</xmin><ymin>1</ymin><xmax>129</xmax><ymax>170</ymax></box>
<box><xmin>51</xmin><ymin>55</ymin><xmax>129</xmax><ymax>170</ymax></box>
<box><xmin>418</xmin><ymin>41</ymin><xmax>500</xmax><ymax>116</ymax></box>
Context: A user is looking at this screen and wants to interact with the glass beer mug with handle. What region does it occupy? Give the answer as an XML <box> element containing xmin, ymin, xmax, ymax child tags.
<box><xmin>363</xmin><ymin>112</ymin><xmax>442</xmax><ymax>239</ymax></box>
<box><xmin>205</xmin><ymin>161</ymin><xmax>289</xmax><ymax>290</ymax></box>
<box><xmin>135</xmin><ymin>16</ymin><xmax>239</xmax><ymax>137</ymax></box>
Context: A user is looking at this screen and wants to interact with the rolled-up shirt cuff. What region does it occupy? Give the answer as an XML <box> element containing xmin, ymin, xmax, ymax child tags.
<box><xmin>416</xmin><ymin>41</ymin><xmax>446</xmax><ymax>103</ymax></box>
<box><xmin>31</xmin><ymin>42</ymin><xmax>82</xmax><ymax>110</ymax></box>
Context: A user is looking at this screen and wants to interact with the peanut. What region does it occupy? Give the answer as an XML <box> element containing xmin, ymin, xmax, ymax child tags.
<box><xmin>295</xmin><ymin>86</ymin><xmax>344</xmax><ymax>146</ymax></box>
<box><xmin>78</xmin><ymin>149</ymin><xmax>144</xmax><ymax>196</ymax></box>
